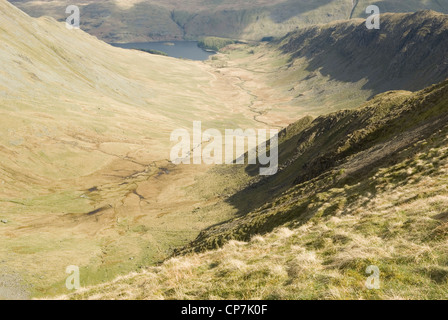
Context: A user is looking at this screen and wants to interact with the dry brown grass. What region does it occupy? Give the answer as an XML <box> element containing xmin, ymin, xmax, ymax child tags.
<box><xmin>59</xmin><ymin>140</ymin><xmax>448</xmax><ymax>299</ymax></box>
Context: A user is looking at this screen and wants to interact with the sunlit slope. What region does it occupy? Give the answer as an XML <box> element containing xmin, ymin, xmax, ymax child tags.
<box><xmin>0</xmin><ymin>0</ymin><xmax>256</xmax><ymax>198</ymax></box>
<box><xmin>0</xmin><ymin>0</ymin><xmax>260</xmax><ymax>298</ymax></box>
<box><xmin>10</xmin><ymin>0</ymin><xmax>448</xmax><ymax>42</ymax></box>
<box><xmin>64</xmin><ymin>80</ymin><xmax>448</xmax><ymax>300</ymax></box>
<box><xmin>2</xmin><ymin>0</ymin><xmax>448</xmax><ymax>299</ymax></box>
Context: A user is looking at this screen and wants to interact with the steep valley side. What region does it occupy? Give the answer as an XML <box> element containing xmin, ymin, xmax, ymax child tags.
<box><xmin>0</xmin><ymin>0</ymin><xmax>447</xmax><ymax>299</ymax></box>
<box><xmin>65</xmin><ymin>80</ymin><xmax>448</xmax><ymax>300</ymax></box>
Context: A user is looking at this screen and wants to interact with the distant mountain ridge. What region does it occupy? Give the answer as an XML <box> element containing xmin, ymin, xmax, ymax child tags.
<box><xmin>9</xmin><ymin>0</ymin><xmax>448</xmax><ymax>42</ymax></box>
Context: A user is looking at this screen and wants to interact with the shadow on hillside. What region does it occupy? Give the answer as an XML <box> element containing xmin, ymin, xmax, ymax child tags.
<box><xmin>279</xmin><ymin>11</ymin><xmax>448</xmax><ymax>97</ymax></box>
<box><xmin>221</xmin><ymin>127</ymin><xmax>307</xmax><ymax>217</ymax></box>
<box><xmin>222</xmin><ymin>85</ymin><xmax>448</xmax><ymax>221</ymax></box>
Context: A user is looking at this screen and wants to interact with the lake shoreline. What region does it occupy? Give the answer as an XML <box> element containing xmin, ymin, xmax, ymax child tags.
<box><xmin>111</xmin><ymin>41</ymin><xmax>216</xmax><ymax>61</ymax></box>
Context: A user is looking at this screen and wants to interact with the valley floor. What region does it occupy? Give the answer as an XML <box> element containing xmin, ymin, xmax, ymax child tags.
<box><xmin>0</xmin><ymin>33</ymin><xmax>320</xmax><ymax>297</ymax></box>
<box><xmin>63</xmin><ymin>125</ymin><xmax>448</xmax><ymax>300</ymax></box>
<box><xmin>2</xmin><ymin>2</ymin><xmax>447</xmax><ymax>299</ymax></box>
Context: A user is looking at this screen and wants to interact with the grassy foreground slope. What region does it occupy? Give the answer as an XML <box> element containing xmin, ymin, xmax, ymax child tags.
<box><xmin>10</xmin><ymin>0</ymin><xmax>448</xmax><ymax>42</ymax></box>
<box><xmin>2</xmin><ymin>0</ymin><xmax>448</xmax><ymax>299</ymax></box>
<box><xmin>65</xmin><ymin>80</ymin><xmax>448</xmax><ymax>300</ymax></box>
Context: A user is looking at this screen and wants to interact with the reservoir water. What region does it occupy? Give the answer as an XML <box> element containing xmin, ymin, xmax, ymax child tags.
<box><xmin>111</xmin><ymin>41</ymin><xmax>215</xmax><ymax>61</ymax></box>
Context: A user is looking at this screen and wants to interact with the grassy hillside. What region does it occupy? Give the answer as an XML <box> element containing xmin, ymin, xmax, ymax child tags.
<box><xmin>0</xmin><ymin>0</ymin><xmax>267</xmax><ymax>298</ymax></box>
<box><xmin>278</xmin><ymin>10</ymin><xmax>448</xmax><ymax>94</ymax></box>
<box><xmin>10</xmin><ymin>0</ymin><xmax>448</xmax><ymax>42</ymax></box>
<box><xmin>2</xmin><ymin>0</ymin><xmax>448</xmax><ymax>299</ymax></box>
<box><xmin>63</xmin><ymin>80</ymin><xmax>448</xmax><ymax>300</ymax></box>
<box><xmin>205</xmin><ymin>11</ymin><xmax>448</xmax><ymax>122</ymax></box>
<box><xmin>180</xmin><ymin>80</ymin><xmax>448</xmax><ymax>252</ymax></box>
